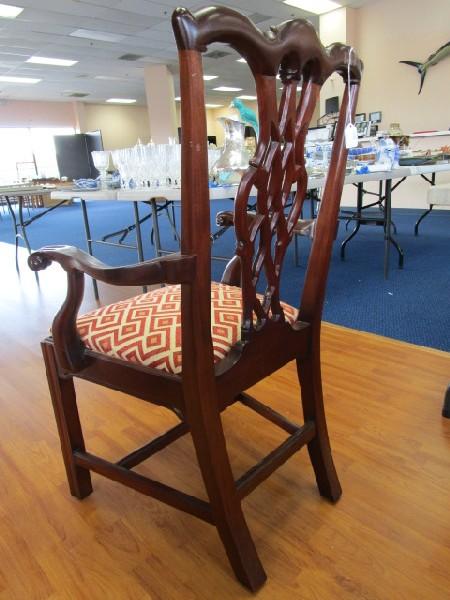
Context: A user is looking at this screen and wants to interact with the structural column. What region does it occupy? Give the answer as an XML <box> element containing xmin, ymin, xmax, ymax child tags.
<box><xmin>71</xmin><ymin>101</ymin><xmax>87</xmax><ymax>133</ymax></box>
<box><xmin>144</xmin><ymin>64</ymin><xmax>178</xmax><ymax>143</ymax></box>
<box><xmin>319</xmin><ymin>7</ymin><xmax>357</xmax><ymax>117</ymax></box>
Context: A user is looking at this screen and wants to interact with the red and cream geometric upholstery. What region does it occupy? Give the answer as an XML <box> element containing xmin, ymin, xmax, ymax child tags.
<box><xmin>76</xmin><ymin>282</ymin><xmax>297</xmax><ymax>375</ymax></box>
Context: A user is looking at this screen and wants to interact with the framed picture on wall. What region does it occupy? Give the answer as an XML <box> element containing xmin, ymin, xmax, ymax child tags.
<box><xmin>355</xmin><ymin>113</ymin><xmax>366</xmax><ymax>123</ymax></box>
<box><xmin>369</xmin><ymin>111</ymin><xmax>382</xmax><ymax>123</ymax></box>
<box><xmin>356</xmin><ymin>121</ymin><xmax>372</xmax><ymax>137</ymax></box>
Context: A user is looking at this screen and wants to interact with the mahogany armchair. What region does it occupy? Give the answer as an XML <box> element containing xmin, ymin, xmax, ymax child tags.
<box><xmin>29</xmin><ymin>6</ymin><xmax>362</xmax><ymax>592</ymax></box>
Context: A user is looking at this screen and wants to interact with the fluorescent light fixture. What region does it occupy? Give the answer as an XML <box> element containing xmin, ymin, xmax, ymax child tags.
<box><xmin>213</xmin><ymin>86</ymin><xmax>242</xmax><ymax>92</ymax></box>
<box><xmin>203</xmin><ymin>75</ymin><xmax>218</xmax><ymax>81</ymax></box>
<box><xmin>174</xmin><ymin>96</ymin><xmax>181</xmax><ymax>101</ymax></box>
<box><xmin>236</xmin><ymin>58</ymin><xmax>247</xmax><ymax>63</ymax></box>
<box><xmin>70</xmin><ymin>29</ymin><xmax>124</xmax><ymax>43</ymax></box>
<box><xmin>95</xmin><ymin>75</ymin><xmax>123</xmax><ymax>81</ymax></box>
<box><xmin>279</xmin><ymin>86</ymin><xmax>303</xmax><ymax>91</ymax></box>
<box><xmin>205</xmin><ymin>103</ymin><xmax>223</xmax><ymax>108</ymax></box>
<box><xmin>238</xmin><ymin>95</ymin><xmax>257</xmax><ymax>100</ymax></box>
<box><xmin>0</xmin><ymin>3</ymin><xmax>23</xmax><ymax>18</ymax></box>
<box><xmin>283</xmin><ymin>0</ymin><xmax>341</xmax><ymax>15</ymax></box>
<box><xmin>27</xmin><ymin>56</ymin><xmax>77</xmax><ymax>67</ymax></box>
<box><xmin>106</xmin><ymin>98</ymin><xmax>136</xmax><ymax>104</ymax></box>
<box><xmin>0</xmin><ymin>75</ymin><xmax>40</xmax><ymax>83</ymax></box>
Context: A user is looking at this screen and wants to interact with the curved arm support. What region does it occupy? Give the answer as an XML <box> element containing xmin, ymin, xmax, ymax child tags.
<box><xmin>29</xmin><ymin>245</ymin><xmax>196</xmax><ymax>373</ymax></box>
<box><xmin>28</xmin><ymin>245</ymin><xmax>196</xmax><ymax>286</ymax></box>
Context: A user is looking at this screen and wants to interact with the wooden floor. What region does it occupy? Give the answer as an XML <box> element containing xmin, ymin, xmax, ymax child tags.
<box><xmin>1</xmin><ymin>242</ymin><xmax>449</xmax><ymax>600</ymax></box>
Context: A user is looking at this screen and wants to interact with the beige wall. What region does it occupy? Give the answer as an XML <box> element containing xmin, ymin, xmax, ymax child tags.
<box><xmin>82</xmin><ymin>103</ymin><xmax>150</xmax><ymax>150</ymax></box>
<box><xmin>356</xmin><ymin>0</ymin><xmax>449</xmax><ymax>132</ymax></box>
<box><xmin>353</xmin><ymin>0</ymin><xmax>450</xmax><ymax>207</ymax></box>
<box><xmin>0</xmin><ymin>99</ymin><xmax>151</xmax><ymax>151</ymax></box>
<box><xmin>144</xmin><ymin>65</ymin><xmax>177</xmax><ymax>144</ymax></box>
<box><xmin>0</xmin><ymin>100</ymin><xmax>76</xmax><ymax>128</ymax></box>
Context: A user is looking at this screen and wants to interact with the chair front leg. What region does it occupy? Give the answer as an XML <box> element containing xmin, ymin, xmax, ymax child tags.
<box><xmin>296</xmin><ymin>347</ymin><xmax>342</xmax><ymax>502</ymax></box>
<box><xmin>42</xmin><ymin>341</ymin><xmax>92</xmax><ymax>499</ymax></box>
<box><xmin>186</xmin><ymin>396</ymin><xmax>267</xmax><ymax>592</ymax></box>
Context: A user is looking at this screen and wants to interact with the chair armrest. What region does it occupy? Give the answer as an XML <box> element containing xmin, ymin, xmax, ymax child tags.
<box><xmin>28</xmin><ymin>246</ymin><xmax>196</xmax><ymax>374</ymax></box>
<box><xmin>28</xmin><ymin>245</ymin><xmax>196</xmax><ymax>286</ymax></box>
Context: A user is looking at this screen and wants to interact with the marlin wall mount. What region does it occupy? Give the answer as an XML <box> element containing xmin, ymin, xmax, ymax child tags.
<box><xmin>400</xmin><ymin>41</ymin><xmax>450</xmax><ymax>94</ymax></box>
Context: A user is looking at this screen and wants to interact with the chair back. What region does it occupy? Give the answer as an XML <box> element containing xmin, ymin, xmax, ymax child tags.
<box><xmin>172</xmin><ymin>6</ymin><xmax>362</xmax><ymax>373</ymax></box>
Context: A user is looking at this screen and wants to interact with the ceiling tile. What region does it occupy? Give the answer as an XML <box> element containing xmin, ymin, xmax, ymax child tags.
<box><xmin>0</xmin><ymin>1</ymin><xmax>374</xmax><ymax>104</ymax></box>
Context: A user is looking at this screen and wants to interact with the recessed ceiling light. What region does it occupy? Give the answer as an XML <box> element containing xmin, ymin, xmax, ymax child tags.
<box><xmin>283</xmin><ymin>0</ymin><xmax>341</xmax><ymax>15</ymax></box>
<box><xmin>204</xmin><ymin>50</ymin><xmax>231</xmax><ymax>59</ymax></box>
<box><xmin>62</xmin><ymin>91</ymin><xmax>90</xmax><ymax>98</ymax></box>
<box><xmin>27</xmin><ymin>56</ymin><xmax>77</xmax><ymax>67</ymax></box>
<box><xmin>0</xmin><ymin>3</ymin><xmax>23</xmax><ymax>18</ymax></box>
<box><xmin>213</xmin><ymin>86</ymin><xmax>243</xmax><ymax>92</ymax></box>
<box><xmin>236</xmin><ymin>58</ymin><xmax>247</xmax><ymax>63</ymax></box>
<box><xmin>118</xmin><ymin>53</ymin><xmax>144</xmax><ymax>61</ymax></box>
<box><xmin>0</xmin><ymin>75</ymin><xmax>40</xmax><ymax>83</ymax></box>
<box><xmin>237</xmin><ymin>95</ymin><xmax>257</xmax><ymax>100</ymax></box>
<box><xmin>174</xmin><ymin>96</ymin><xmax>181</xmax><ymax>101</ymax></box>
<box><xmin>106</xmin><ymin>98</ymin><xmax>136</xmax><ymax>104</ymax></box>
<box><xmin>70</xmin><ymin>29</ymin><xmax>124</xmax><ymax>43</ymax></box>
<box><xmin>203</xmin><ymin>75</ymin><xmax>218</xmax><ymax>81</ymax></box>
<box><xmin>205</xmin><ymin>103</ymin><xmax>224</xmax><ymax>108</ymax></box>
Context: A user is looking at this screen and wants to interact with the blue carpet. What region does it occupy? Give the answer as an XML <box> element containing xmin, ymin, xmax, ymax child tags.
<box><xmin>1</xmin><ymin>199</ymin><xmax>449</xmax><ymax>351</ymax></box>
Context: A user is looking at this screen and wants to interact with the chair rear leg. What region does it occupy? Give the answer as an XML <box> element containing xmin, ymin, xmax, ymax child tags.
<box><xmin>187</xmin><ymin>406</ymin><xmax>267</xmax><ymax>592</ymax></box>
<box><xmin>42</xmin><ymin>341</ymin><xmax>92</xmax><ymax>499</ymax></box>
<box><xmin>442</xmin><ymin>385</ymin><xmax>450</xmax><ymax>418</ymax></box>
<box><xmin>297</xmin><ymin>351</ymin><xmax>342</xmax><ymax>502</ymax></box>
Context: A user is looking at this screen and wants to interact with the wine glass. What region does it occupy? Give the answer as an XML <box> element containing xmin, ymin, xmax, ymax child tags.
<box><xmin>91</xmin><ymin>150</ymin><xmax>110</xmax><ymax>189</ymax></box>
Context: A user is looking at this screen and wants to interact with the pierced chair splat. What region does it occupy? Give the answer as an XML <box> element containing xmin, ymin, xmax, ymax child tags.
<box><xmin>28</xmin><ymin>5</ymin><xmax>362</xmax><ymax>592</ymax></box>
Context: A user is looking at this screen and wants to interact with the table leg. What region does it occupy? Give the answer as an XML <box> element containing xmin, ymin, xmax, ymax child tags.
<box><xmin>171</xmin><ymin>201</ymin><xmax>178</xmax><ymax>241</ymax></box>
<box><xmin>133</xmin><ymin>201</ymin><xmax>147</xmax><ymax>293</ymax></box>
<box><xmin>150</xmin><ymin>198</ymin><xmax>162</xmax><ymax>258</ymax></box>
<box><xmin>18</xmin><ymin>195</ymin><xmax>33</xmax><ymax>255</ymax></box>
<box><xmin>383</xmin><ymin>179</ymin><xmax>404</xmax><ymax>279</ymax></box>
<box><xmin>80</xmin><ymin>199</ymin><xmax>99</xmax><ymax>301</ymax></box>
<box><xmin>443</xmin><ymin>385</ymin><xmax>450</xmax><ymax>419</ymax></box>
<box><xmin>165</xmin><ymin>201</ymin><xmax>180</xmax><ymax>246</ymax></box>
<box><xmin>5</xmin><ymin>195</ymin><xmax>20</xmax><ymax>268</ymax></box>
<box><xmin>309</xmin><ymin>190</ymin><xmax>318</xmax><ymax>218</ymax></box>
<box><xmin>340</xmin><ymin>182</ymin><xmax>363</xmax><ymax>260</ymax></box>
<box><xmin>414</xmin><ymin>205</ymin><xmax>434</xmax><ymax>236</ymax></box>
<box><xmin>384</xmin><ymin>180</ymin><xmax>392</xmax><ymax>279</ymax></box>
<box><xmin>415</xmin><ymin>172</ymin><xmax>437</xmax><ymax>235</ymax></box>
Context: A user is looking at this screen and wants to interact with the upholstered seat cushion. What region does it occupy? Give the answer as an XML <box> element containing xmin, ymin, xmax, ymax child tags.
<box><xmin>76</xmin><ymin>282</ymin><xmax>297</xmax><ymax>375</ymax></box>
